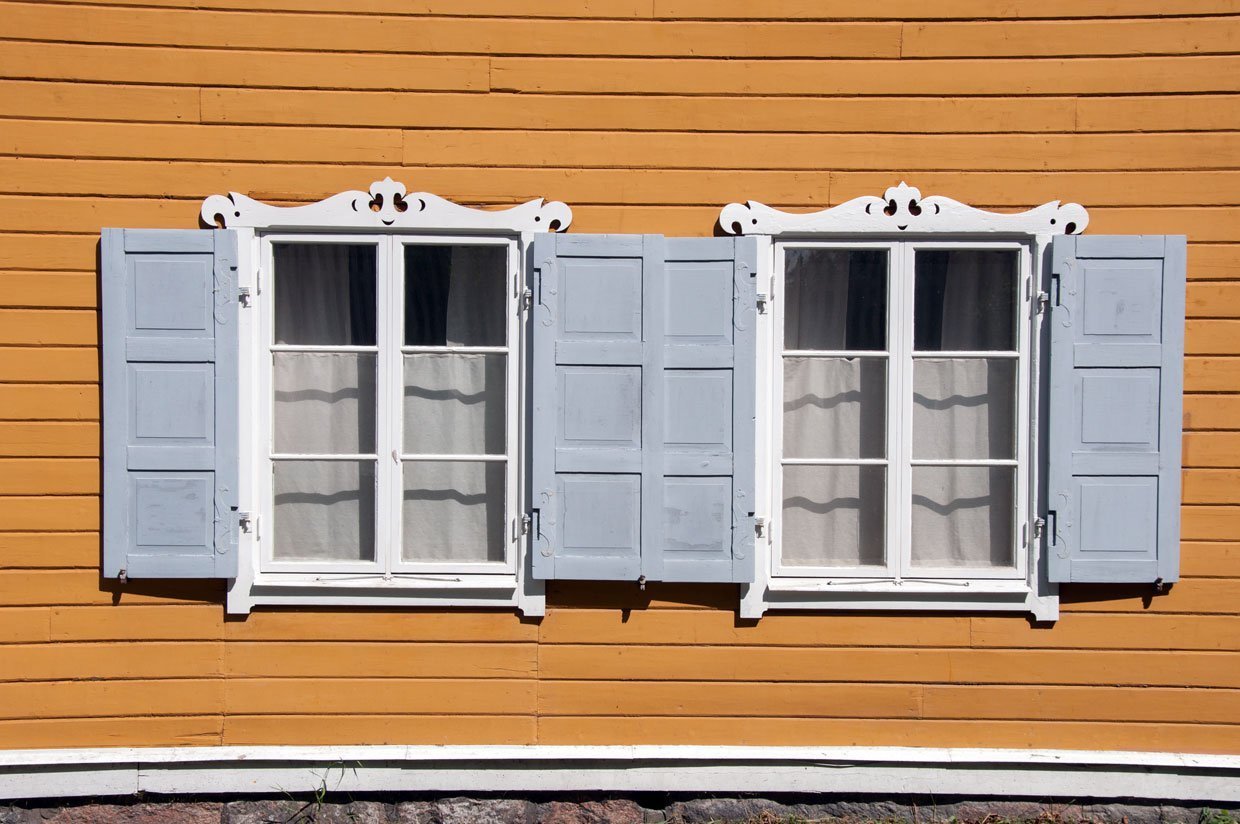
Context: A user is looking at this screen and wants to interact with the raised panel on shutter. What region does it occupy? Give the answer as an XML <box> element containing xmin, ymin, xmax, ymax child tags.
<box><xmin>102</xmin><ymin>228</ymin><xmax>239</xmax><ymax>579</ymax></box>
<box><xmin>656</xmin><ymin>237</ymin><xmax>756</xmax><ymax>583</ymax></box>
<box><xmin>531</xmin><ymin>234</ymin><xmax>648</xmax><ymax>581</ymax></box>
<box><xmin>1047</xmin><ymin>234</ymin><xmax>1185</xmax><ymax>584</ymax></box>
<box><xmin>530</xmin><ymin>233</ymin><xmax>756</xmax><ymax>583</ymax></box>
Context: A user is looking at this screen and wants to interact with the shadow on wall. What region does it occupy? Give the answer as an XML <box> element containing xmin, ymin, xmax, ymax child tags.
<box><xmin>1057</xmin><ymin>582</ymin><xmax>1171</xmax><ymax>611</ymax></box>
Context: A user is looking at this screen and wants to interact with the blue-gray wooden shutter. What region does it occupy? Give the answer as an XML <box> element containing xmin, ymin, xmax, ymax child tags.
<box><xmin>101</xmin><ymin>228</ymin><xmax>239</xmax><ymax>578</ymax></box>
<box><xmin>1047</xmin><ymin>235</ymin><xmax>1186</xmax><ymax>584</ymax></box>
<box><xmin>530</xmin><ymin>234</ymin><xmax>757</xmax><ymax>582</ymax></box>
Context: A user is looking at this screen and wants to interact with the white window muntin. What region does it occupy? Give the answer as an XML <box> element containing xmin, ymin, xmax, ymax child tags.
<box><xmin>770</xmin><ymin>239</ymin><xmax>1032</xmax><ymax>582</ymax></box>
<box><xmin>257</xmin><ymin>233</ymin><xmax>520</xmax><ymax>577</ymax></box>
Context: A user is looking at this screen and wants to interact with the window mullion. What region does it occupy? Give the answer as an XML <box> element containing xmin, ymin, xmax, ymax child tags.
<box><xmin>380</xmin><ymin>235</ymin><xmax>399</xmax><ymax>577</ymax></box>
<box><xmin>893</xmin><ymin>242</ymin><xmax>915</xmax><ymax>582</ymax></box>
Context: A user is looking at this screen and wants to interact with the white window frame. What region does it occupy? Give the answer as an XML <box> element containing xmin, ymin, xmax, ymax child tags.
<box><xmin>256</xmin><ymin>233</ymin><xmax>522</xmax><ymax>579</ymax></box>
<box><xmin>724</xmin><ymin>183</ymin><xmax>1092</xmax><ymax>620</ymax></box>
<box><xmin>769</xmin><ymin>239</ymin><xmax>1032</xmax><ymax>584</ymax></box>
<box><xmin>203</xmin><ymin>178</ymin><xmax>573</xmax><ymax>616</ymax></box>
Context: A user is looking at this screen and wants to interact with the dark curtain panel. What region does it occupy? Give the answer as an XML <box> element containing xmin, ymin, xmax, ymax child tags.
<box><xmin>346</xmin><ymin>246</ymin><xmax>377</xmax><ymax>346</ymax></box>
<box><xmin>914</xmin><ymin>250</ymin><xmax>1017</xmax><ymax>352</ymax></box>
<box><xmin>404</xmin><ymin>245</ymin><xmax>454</xmax><ymax>346</ymax></box>
<box><xmin>844</xmin><ymin>250</ymin><xmax>888</xmax><ymax>351</ymax></box>
<box><xmin>273</xmin><ymin>243</ymin><xmax>376</xmax><ymax>346</ymax></box>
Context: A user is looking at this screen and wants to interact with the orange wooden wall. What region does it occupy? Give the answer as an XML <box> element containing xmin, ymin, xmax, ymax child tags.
<box><xmin>1</xmin><ymin>0</ymin><xmax>1239</xmax><ymax>753</ymax></box>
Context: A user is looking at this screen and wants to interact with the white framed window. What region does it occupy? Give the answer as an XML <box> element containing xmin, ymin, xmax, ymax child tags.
<box><xmin>769</xmin><ymin>240</ymin><xmax>1032</xmax><ymax>585</ymax></box>
<box><xmin>723</xmin><ymin>183</ymin><xmax>1092</xmax><ymax>619</ymax></box>
<box><xmin>202</xmin><ymin>178</ymin><xmax>572</xmax><ymax>615</ymax></box>
<box><xmin>256</xmin><ymin>234</ymin><xmax>521</xmax><ymax>578</ymax></box>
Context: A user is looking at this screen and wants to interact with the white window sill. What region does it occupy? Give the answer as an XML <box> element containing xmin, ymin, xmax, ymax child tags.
<box><xmin>227</xmin><ymin>571</ymin><xmax>543</xmax><ymax>616</ymax></box>
<box><xmin>746</xmin><ymin>579</ymin><xmax>1058</xmax><ymax>621</ymax></box>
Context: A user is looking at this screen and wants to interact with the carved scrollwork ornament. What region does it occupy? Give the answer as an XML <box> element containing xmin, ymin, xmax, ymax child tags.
<box><xmin>202</xmin><ymin>177</ymin><xmax>573</xmax><ymax>233</ymax></box>
<box><xmin>719</xmin><ymin>182</ymin><xmax>1089</xmax><ymax>237</ymax></box>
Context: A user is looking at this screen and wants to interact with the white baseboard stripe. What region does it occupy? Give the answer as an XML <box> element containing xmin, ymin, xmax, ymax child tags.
<box><xmin>1</xmin><ymin>746</ymin><xmax>1237</xmax><ymax>803</ymax></box>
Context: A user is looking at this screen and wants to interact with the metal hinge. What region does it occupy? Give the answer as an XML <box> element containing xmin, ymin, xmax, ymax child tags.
<box><xmin>520</xmin><ymin>513</ymin><xmax>532</xmax><ymax>535</ymax></box>
<box><xmin>756</xmin><ymin>293</ymin><xmax>770</xmax><ymax>314</ymax></box>
<box><xmin>1035</xmin><ymin>291</ymin><xmax>1050</xmax><ymax>314</ymax></box>
<box><xmin>754</xmin><ymin>516</ymin><xmax>768</xmax><ymax>539</ymax></box>
<box><xmin>1033</xmin><ymin>516</ymin><xmax>1046</xmax><ymax>540</ymax></box>
<box><xmin>522</xmin><ymin>288</ymin><xmax>533</xmax><ymax>312</ymax></box>
<box><xmin>238</xmin><ymin>512</ymin><xmax>259</xmax><ymax>540</ymax></box>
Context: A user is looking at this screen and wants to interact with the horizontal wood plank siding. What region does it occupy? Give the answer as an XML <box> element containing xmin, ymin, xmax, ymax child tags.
<box><xmin>0</xmin><ymin>2</ymin><xmax>1235</xmax><ymax>755</ymax></box>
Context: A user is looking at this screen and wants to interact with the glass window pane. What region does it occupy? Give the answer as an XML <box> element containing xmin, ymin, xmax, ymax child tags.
<box><xmin>273</xmin><ymin>460</ymin><xmax>375</xmax><ymax>562</ymax></box>
<box><xmin>274</xmin><ymin>353</ymin><xmax>375</xmax><ymax>455</ymax></box>
<box><xmin>404</xmin><ymin>353</ymin><xmax>506</xmax><ymax>455</ymax></box>
<box><xmin>913</xmin><ymin>358</ymin><xmax>1015</xmax><ymax>460</ymax></box>
<box><xmin>403</xmin><ymin>461</ymin><xmax>506</xmax><ymax>563</ymax></box>
<box><xmin>911</xmin><ymin>466</ymin><xmax>1014</xmax><ymax>569</ymax></box>
<box><xmin>781</xmin><ymin>465</ymin><xmax>885</xmax><ymax>567</ymax></box>
<box><xmin>405</xmin><ymin>245</ymin><xmax>506</xmax><ymax>346</ymax></box>
<box><xmin>784</xmin><ymin>249</ymin><xmax>887</xmax><ymax>351</ymax></box>
<box><xmin>784</xmin><ymin>357</ymin><xmax>886</xmax><ymax>459</ymax></box>
<box><xmin>914</xmin><ymin>250</ymin><xmax>1017</xmax><ymax>351</ymax></box>
<box><xmin>273</xmin><ymin>243</ymin><xmax>376</xmax><ymax>346</ymax></box>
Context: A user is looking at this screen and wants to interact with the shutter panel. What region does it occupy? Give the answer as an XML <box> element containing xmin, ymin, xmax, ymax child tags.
<box><xmin>530</xmin><ymin>234</ymin><xmax>757</xmax><ymax>582</ymax></box>
<box><xmin>1047</xmin><ymin>235</ymin><xmax>1185</xmax><ymax>584</ymax></box>
<box><xmin>102</xmin><ymin>228</ymin><xmax>239</xmax><ymax>579</ymax></box>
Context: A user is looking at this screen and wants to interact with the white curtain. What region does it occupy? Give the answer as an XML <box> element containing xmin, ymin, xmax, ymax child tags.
<box><xmin>913</xmin><ymin>358</ymin><xmax>1014</xmax><ymax>460</ymax></box>
<box><xmin>273</xmin><ymin>461</ymin><xmax>375</xmax><ymax>561</ymax></box>
<box><xmin>403</xmin><ymin>461</ymin><xmax>506</xmax><ymax>562</ymax></box>
<box><xmin>274</xmin><ymin>353</ymin><xmax>375</xmax><ymax>455</ymax></box>
<box><xmin>780</xmin><ymin>249</ymin><xmax>1018</xmax><ymax>570</ymax></box>
<box><xmin>911</xmin><ymin>466</ymin><xmax>1014</xmax><ymax>568</ymax></box>
<box><xmin>780</xmin><ymin>249</ymin><xmax>888</xmax><ymax>567</ymax></box>
<box><xmin>404</xmin><ymin>353</ymin><xmax>505</xmax><ymax>455</ymax></box>
<box><xmin>782</xmin><ymin>465</ymin><xmax>886</xmax><ymax>567</ymax></box>
<box><xmin>910</xmin><ymin>250</ymin><xmax>1018</xmax><ymax>569</ymax></box>
<box><xmin>271</xmin><ymin>243</ymin><xmax>508</xmax><ymax>565</ymax></box>
<box><xmin>783</xmin><ymin>357</ymin><xmax>885</xmax><ymax>460</ymax></box>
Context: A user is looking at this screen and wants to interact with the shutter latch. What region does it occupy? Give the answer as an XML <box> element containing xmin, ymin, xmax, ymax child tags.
<box><xmin>520</xmin><ymin>513</ymin><xmax>532</xmax><ymax>535</ymax></box>
<box><xmin>1035</xmin><ymin>291</ymin><xmax>1050</xmax><ymax>314</ymax></box>
<box><xmin>238</xmin><ymin>286</ymin><xmax>253</xmax><ymax>308</ymax></box>
<box><xmin>238</xmin><ymin>512</ymin><xmax>259</xmax><ymax>540</ymax></box>
<box><xmin>756</xmin><ymin>292</ymin><xmax>770</xmax><ymax>314</ymax></box>
<box><xmin>754</xmin><ymin>516</ymin><xmax>768</xmax><ymax>539</ymax></box>
<box><xmin>522</xmin><ymin>288</ymin><xmax>533</xmax><ymax>312</ymax></box>
<box><xmin>1032</xmin><ymin>516</ymin><xmax>1046</xmax><ymax>540</ymax></box>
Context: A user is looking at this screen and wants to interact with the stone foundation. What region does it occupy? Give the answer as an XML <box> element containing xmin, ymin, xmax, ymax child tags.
<box><xmin>1</xmin><ymin>797</ymin><xmax>1237</xmax><ymax>824</ymax></box>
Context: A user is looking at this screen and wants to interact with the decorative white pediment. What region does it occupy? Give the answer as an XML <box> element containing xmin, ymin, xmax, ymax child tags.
<box><xmin>202</xmin><ymin>177</ymin><xmax>572</xmax><ymax>233</ymax></box>
<box><xmin>720</xmin><ymin>183</ymin><xmax>1088</xmax><ymax>237</ymax></box>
